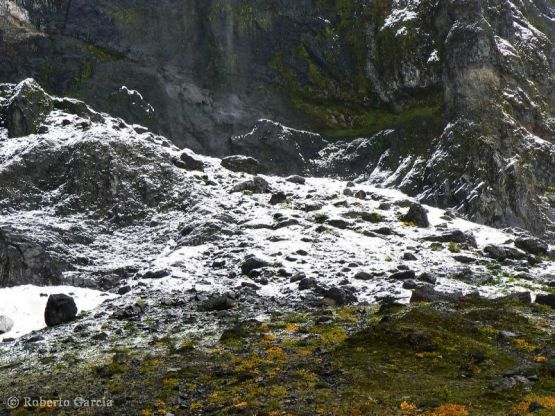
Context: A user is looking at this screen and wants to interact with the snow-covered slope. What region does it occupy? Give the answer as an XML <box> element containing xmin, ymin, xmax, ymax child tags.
<box><xmin>0</xmin><ymin>79</ymin><xmax>554</xmax><ymax>346</ymax></box>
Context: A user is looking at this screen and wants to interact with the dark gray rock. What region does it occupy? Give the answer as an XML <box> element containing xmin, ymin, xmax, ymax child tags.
<box><xmin>175</xmin><ymin>151</ymin><xmax>205</xmax><ymax>171</ymax></box>
<box><xmin>422</xmin><ymin>230</ymin><xmax>477</xmax><ymax>248</ymax></box>
<box><xmin>353</xmin><ymin>271</ymin><xmax>373</xmax><ymax>281</ymax></box>
<box><xmin>322</xmin><ymin>286</ymin><xmax>356</xmax><ymax>306</ymax></box>
<box><xmin>410</xmin><ymin>287</ymin><xmax>463</xmax><ymax>303</ymax></box>
<box><xmin>199</xmin><ymin>295</ymin><xmax>234</xmax><ymax>312</ymax></box>
<box><xmin>221</xmin><ymin>155</ymin><xmax>262</xmax><ymax>175</ymax></box>
<box><xmin>298</xmin><ymin>277</ymin><xmax>317</xmax><ymax>291</ymax></box>
<box><xmin>536</xmin><ymin>294</ymin><xmax>555</xmax><ymax>308</ymax></box>
<box><xmin>143</xmin><ymin>269</ymin><xmax>170</xmax><ymax>279</ymax></box>
<box><xmin>402</xmin><ymin>203</ymin><xmax>429</xmax><ymax>228</ymax></box>
<box><xmin>241</xmin><ymin>256</ymin><xmax>270</xmax><ymax>275</ymax></box>
<box><xmin>390</xmin><ymin>270</ymin><xmax>416</xmax><ymax>280</ymax></box>
<box><xmin>515</xmin><ymin>237</ymin><xmax>548</xmax><ymax>256</ymax></box>
<box><xmin>269</xmin><ymin>192</ymin><xmax>287</xmax><ymax>205</ymax></box>
<box><xmin>231</xmin><ymin>176</ymin><xmax>270</xmax><ymax>194</ymax></box>
<box><xmin>483</xmin><ymin>244</ymin><xmax>527</xmax><ymax>261</ymax></box>
<box><xmin>417</xmin><ymin>272</ymin><xmax>437</xmax><ymax>285</ymax></box>
<box><xmin>44</xmin><ymin>294</ymin><xmax>78</xmax><ymax>327</ymax></box>
<box><xmin>402</xmin><ymin>252</ymin><xmax>417</xmax><ymax>261</ymax></box>
<box><xmin>286</xmin><ymin>175</ymin><xmax>306</xmax><ymax>185</ymax></box>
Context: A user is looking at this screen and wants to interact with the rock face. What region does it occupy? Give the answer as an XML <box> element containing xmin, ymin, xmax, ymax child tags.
<box><xmin>44</xmin><ymin>294</ymin><xmax>78</xmax><ymax>326</ymax></box>
<box><xmin>0</xmin><ymin>1</ymin><xmax>554</xmax><ymax>236</ymax></box>
<box><xmin>0</xmin><ymin>227</ymin><xmax>63</xmax><ymax>287</ymax></box>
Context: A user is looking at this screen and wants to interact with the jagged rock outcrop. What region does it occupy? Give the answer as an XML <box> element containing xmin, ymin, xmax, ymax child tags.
<box><xmin>0</xmin><ymin>79</ymin><xmax>202</xmax><ymax>288</ymax></box>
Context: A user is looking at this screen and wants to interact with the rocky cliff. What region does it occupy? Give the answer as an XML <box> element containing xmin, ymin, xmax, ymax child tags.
<box><xmin>0</xmin><ymin>0</ymin><xmax>554</xmax><ymax>235</ymax></box>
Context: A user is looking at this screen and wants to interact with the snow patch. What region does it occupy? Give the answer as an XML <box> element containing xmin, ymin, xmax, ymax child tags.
<box><xmin>0</xmin><ymin>285</ymin><xmax>116</xmax><ymax>341</ymax></box>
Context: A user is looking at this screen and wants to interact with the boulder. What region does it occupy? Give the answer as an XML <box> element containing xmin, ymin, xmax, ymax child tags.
<box><xmin>175</xmin><ymin>151</ymin><xmax>205</xmax><ymax>171</ymax></box>
<box><xmin>402</xmin><ymin>203</ymin><xmax>429</xmax><ymax>228</ymax></box>
<box><xmin>231</xmin><ymin>176</ymin><xmax>270</xmax><ymax>194</ymax></box>
<box><xmin>221</xmin><ymin>155</ymin><xmax>262</xmax><ymax>174</ymax></box>
<box><xmin>422</xmin><ymin>230</ymin><xmax>477</xmax><ymax>248</ymax></box>
<box><xmin>2</xmin><ymin>79</ymin><xmax>53</xmax><ymax>137</ymax></box>
<box><xmin>515</xmin><ymin>237</ymin><xmax>548</xmax><ymax>256</ymax></box>
<box><xmin>241</xmin><ymin>256</ymin><xmax>270</xmax><ymax>275</ymax></box>
<box><xmin>269</xmin><ymin>192</ymin><xmax>287</xmax><ymax>205</ymax></box>
<box><xmin>44</xmin><ymin>294</ymin><xmax>78</xmax><ymax>326</ymax></box>
<box><xmin>0</xmin><ymin>315</ymin><xmax>14</xmax><ymax>333</ymax></box>
<box><xmin>322</xmin><ymin>286</ymin><xmax>356</xmax><ymax>306</ymax></box>
<box><xmin>390</xmin><ymin>270</ymin><xmax>416</xmax><ymax>280</ymax></box>
<box><xmin>199</xmin><ymin>295</ymin><xmax>234</xmax><ymax>312</ymax></box>
<box><xmin>286</xmin><ymin>175</ymin><xmax>306</xmax><ymax>185</ymax></box>
<box><xmin>410</xmin><ymin>287</ymin><xmax>463</xmax><ymax>303</ymax></box>
<box><xmin>536</xmin><ymin>294</ymin><xmax>555</xmax><ymax>308</ymax></box>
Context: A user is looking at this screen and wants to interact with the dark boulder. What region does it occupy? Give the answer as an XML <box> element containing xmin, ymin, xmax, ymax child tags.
<box><xmin>402</xmin><ymin>203</ymin><xmax>429</xmax><ymax>228</ymax></box>
<box><xmin>536</xmin><ymin>294</ymin><xmax>555</xmax><ymax>308</ymax></box>
<box><xmin>483</xmin><ymin>244</ymin><xmax>527</xmax><ymax>261</ymax></box>
<box><xmin>422</xmin><ymin>230</ymin><xmax>477</xmax><ymax>248</ymax></box>
<box><xmin>269</xmin><ymin>192</ymin><xmax>287</xmax><ymax>205</ymax></box>
<box><xmin>44</xmin><ymin>294</ymin><xmax>78</xmax><ymax>327</ymax></box>
<box><xmin>390</xmin><ymin>270</ymin><xmax>416</xmax><ymax>280</ymax></box>
<box><xmin>241</xmin><ymin>256</ymin><xmax>270</xmax><ymax>275</ymax></box>
<box><xmin>175</xmin><ymin>151</ymin><xmax>205</xmax><ymax>171</ymax></box>
<box><xmin>199</xmin><ymin>295</ymin><xmax>235</xmax><ymax>312</ymax></box>
<box><xmin>231</xmin><ymin>176</ymin><xmax>270</xmax><ymax>194</ymax></box>
<box><xmin>515</xmin><ymin>237</ymin><xmax>548</xmax><ymax>256</ymax></box>
<box><xmin>410</xmin><ymin>287</ymin><xmax>463</xmax><ymax>303</ymax></box>
<box><xmin>354</xmin><ymin>271</ymin><xmax>373</xmax><ymax>281</ymax></box>
<box><xmin>286</xmin><ymin>175</ymin><xmax>306</xmax><ymax>185</ymax></box>
<box><xmin>323</xmin><ymin>286</ymin><xmax>356</xmax><ymax>306</ymax></box>
<box><xmin>221</xmin><ymin>155</ymin><xmax>262</xmax><ymax>175</ymax></box>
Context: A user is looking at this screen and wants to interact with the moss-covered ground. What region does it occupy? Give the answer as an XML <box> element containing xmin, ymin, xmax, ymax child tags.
<box><xmin>2</xmin><ymin>297</ymin><xmax>554</xmax><ymax>415</ymax></box>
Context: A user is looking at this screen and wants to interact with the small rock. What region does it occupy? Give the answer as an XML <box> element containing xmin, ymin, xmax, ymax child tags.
<box><xmin>417</xmin><ymin>272</ymin><xmax>437</xmax><ymax>285</ymax></box>
<box><xmin>269</xmin><ymin>192</ymin><xmax>287</xmax><ymax>205</ymax></box>
<box><xmin>221</xmin><ymin>155</ymin><xmax>262</xmax><ymax>174</ymax></box>
<box><xmin>176</xmin><ymin>151</ymin><xmax>205</xmax><ymax>171</ymax></box>
<box><xmin>298</xmin><ymin>277</ymin><xmax>317</xmax><ymax>290</ymax></box>
<box><xmin>402</xmin><ymin>252</ymin><xmax>417</xmax><ymax>261</ymax></box>
<box><xmin>354</xmin><ymin>271</ymin><xmax>373</xmax><ymax>281</ymax></box>
<box><xmin>44</xmin><ymin>294</ymin><xmax>78</xmax><ymax>327</ymax></box>
<box><xmin>390</xmin><ymin>270</ymin><xmax>416</xmax><ymax>280</ymax></box>
<box><xmin>200</xmin><ymin>295</ymin><xmax>234</xmax><ymax>311</ymax></box>
<box><xmin>241</xmin><ymin>256</ymin><xmax>270</xmax><ymax>274</ymax></box>
<box><xmin>354</xmin><ymin>190</ymin><xmax>366</xmax><ymax>200</ymax></box>
<box><xmin>410</xmin><ymin>287</ymin><xmax>463</xmax><ymax>303</ymax></box>
<box><xmin>117</xmin><ymin>285</ymin><xmax>132</xmax><ymax>295</ymax></box>
<box><xmin>286</xmin><ymin>175</ymin><xmax>306</xmax><ymax>185</ymax></box>
<box><xmin>143</xmin><ymin>269</ymin><xmax>170</xmax><ymax>279</ymax></box>
<box><xmin>232</xmin><ymin>176</ymin><xmax>270</xmax><ymax>194</ymax></box>
<box><xmin>323</xmin><ymin>287</ymin><xmax>356</xmax><ymax>306</ymax></box>
<box><xmin>343</xmin><ymin>188</ymin><xmax>354</xmax><ymax>197</ymax></box>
